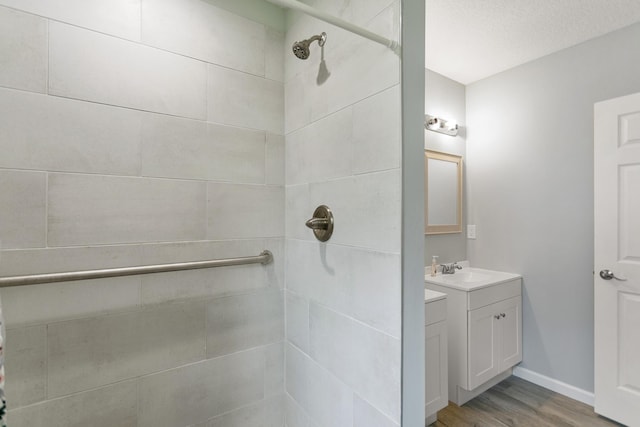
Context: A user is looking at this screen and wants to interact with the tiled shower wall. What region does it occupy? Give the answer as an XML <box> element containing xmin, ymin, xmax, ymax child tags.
<box><xmin>283</xmin><ymin>1</ymin><xmax>402</xmax><ymax>426</ymax></box>
<box><xmin>0</xmin><ymin>1</ymin><xmax>285</xmax><ymax>426</ymax></box>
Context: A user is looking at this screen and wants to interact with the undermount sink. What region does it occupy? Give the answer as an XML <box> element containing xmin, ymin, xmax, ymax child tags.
<box><xmin>425</xmin><ymin>267</ymin><xmax>521</xmax><ymax>291</ymax></box>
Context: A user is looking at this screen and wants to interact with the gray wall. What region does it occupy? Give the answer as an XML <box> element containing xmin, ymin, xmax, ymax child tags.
<box><xmin>424</xmin><ymin>69</ymin><xmax>467</xmax><ymax>265</ymax></box>
<box><xmin>466</xmin><ymin>22</ymin><xmax>640</xmax><ymax>392</ymax></box>
<box><xmin>283</xmin><ymin>1</ymin><xmax>403</xmax><ymax>426</ymax></box>
<box><xmin>0</xmin><ymin>1</ymin><xmax>285</xmax><ymax>425</ymax></box>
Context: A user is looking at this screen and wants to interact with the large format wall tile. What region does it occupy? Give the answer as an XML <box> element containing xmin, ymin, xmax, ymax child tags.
<box><xmin>285</xmin><ymin>394</ymin><xmax>311</xmax><ymax>427</ymax></box>
<box><xmin>207</xmin><ymin>395</ymin><xmax>284</xmax><ymax>427</ymax></box>
<box><xmin>282</xmin><ymin>10</ymin><xmax>328</xmax><ymax>85</ymax></box>
<box><xmin>207</xmin><ymin>183</ymin><xmax>284</xmax><ymax>239</ymax></box>
<box><xmin>139</xmin><ymin>239</ymin><xmax>277</xmax><ymax>305</ymax></box>
<box><xmin>354</xmin><ymin>394</ymin><xmax>399</xmax><ymax>427</ymax></box>
<box><xmin>286</xmin><ymin>239</ymin><xmax>401</xmax><ymax>337</ymax></box>
<box><xmin>47</xmin><ymin>302</ymin><xmax>206</xmax><ymax>397</ymax></box>
<box><xmin>286</xmin><ymin>108</ymin><xmax>353</xmax><ymax>185</ymax></box>
<box><xmin>294</xmin><ymin>0</ymin><xmax>395</xmax><ymax>28</ymax></box>
<box><xmin>0</xmin><ymin>245</ymin><xmax>143</xmax><ymax>277</ymax></box>
<box><xmin>284</xmin><ymin>239</ymin><xmax>317</xmax><ymax>297</ymax></box>
<box><xmin>285</xmin><ymin>291</ymin><xmax>309</xmax><ymax>352</ymax></box>
<box><xmin>284</xmin><ymin>85</ymin><xmax>400</xmax><ymax>182</ymax></box>
<box><xmin>48</xmin><ymin>173</ymin><xmax>207</xmax><ymax>246</ymax></box>
<box><xmin>265</xmin><ymin>237</ymin><xmax>286</xmax><ymax>291</ymax></box>
<box><xmin>1</xmin><ymin>1</ymin><xmax>287</xmax><ymax>426</ymax></box>
<box><xmin>286</xmin><ymin>344</ymin><xmax>353</xmax><ymax>427</ymax></box>
<box><xmin>208</xmin><ymin>65</ymin><xmax>284</xmax><ymax>134</ymax></box>
<box><xmin>283</xmin><ymin>1</ymin><xmax>395</xmax><ymax>84</ymax></box>
<box><xmin>138</xmin><ymin>348</ymin><xmax>264</xmax><ymax>427</ymax></box>
<box><xmin>266</xmin><ymin>133</ymin><xmax>285</xmax><ymax>186</ymax></box>
<box><xmin>285</xmin><ymin>40</ymin><xmax>398</xmax><ymax>133</ymax></box>
<box><xmin>142</xmin><ymin>0</ymin><xmax>265</xmax><ymax>76</ymax></box>
<box><xmin>0</xmin><ymin>170</ymin><xmax>46</xmax><ymax>249</ymax></box>
<box><xmin>141</xmin><ymin>114</ymin><xmax>265</xmax><ymax>183</ymax></box>
<box><xmin>206</xmin><ymin>289</ymin><xmax>283</xmax><ymax>358</ymax></box>
<box><xmin>265</xmin><ymin>29</ymin><xmax>285</xmax><ymax>83</ymax></box>
<box><xmin>285</xmin><ymin>184</ymin><xmax>311</xmax><ymax>241</ymax></box>
<box><xmin>0</xmin><ymin>0</ymin><xmax>140</xmax><ymax>40</ymax></box>
<box><xmin>0</xmin><ymin>88</ymin><xmax>142</xmax><ymax>175</ymax></box>
<box><xmin>0</xmin><ymin>7</ymin><xmax>47</xmax><ymax>93</ymax></box>
<box><xmin>309</xmin><ymin>303</ymin><xmax>401</xmax><ymax>422</ymax></box>
<box><xmin>352</xmin><ymin>85</ymin><xmax>401</xmax><ymax>175</ymax></box>
<box><xmin>49</xmin><ymin>22</ymin><xmax>207</xmax><ymax>120</ymax></box>
<box><xmin>309</xmin><ymin>170</ymin><xmax>401</xmax><ymax>253</ymax></box>
<box><xmin>8</xmin><ymin>380</ymin><xmax>138</xmax><ymax>427</ymax></box>
<box><xmin>4</xmin><ymin>326</ymin><xmax>46</xmax><ymax>408</ymax></box>
<box><xmin>0</xmin><ymin>245</ymin><xmax>142</xmax><ymax>326</ymax></box>
<box><xmin>0</xmin><ymin>277</ymin><xmax>141</xmax><ymax>326</ymax></box>
<box><xmin>264</xmin><ymin>342</ymin><xmax>284</xmax><ymax>398</ymax></box>
<box><xmin>285</xmin><ymin>1</ymin><xmax>402</xmax><ymax>426</ymax></box>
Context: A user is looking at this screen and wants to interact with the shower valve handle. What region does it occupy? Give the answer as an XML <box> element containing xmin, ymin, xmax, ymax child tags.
<box><xmin>305</xmin><ymin>218</ymin><xmax>330</xmax><ymax>230</ymax></box>
<box><xmin>305</xmin><ymin>205</ymin><xmax>334</xmax><ymax>242</ymax></box>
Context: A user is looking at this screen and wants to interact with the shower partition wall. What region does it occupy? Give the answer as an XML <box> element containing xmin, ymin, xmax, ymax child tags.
<box><xmin>283</xmin><ymin>1</ymin><xmax>403</xmax><ymax>425</ymax></box>
<box><xmin>0</xmin><ymin>0</ymin><xmax>404</xmax><ymax>426</ymax></box>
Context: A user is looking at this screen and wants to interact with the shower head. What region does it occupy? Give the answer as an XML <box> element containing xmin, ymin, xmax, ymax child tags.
<box><xmin>292</xmin><ymin>32</ymin><xmax>327</xmax><ymax>60</ymax></box>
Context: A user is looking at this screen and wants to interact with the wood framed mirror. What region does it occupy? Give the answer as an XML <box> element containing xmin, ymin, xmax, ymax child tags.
<box><xmin>425</xmin><ymin>150</ymin><xmax>462</xmax><ymax>234</ymax></box>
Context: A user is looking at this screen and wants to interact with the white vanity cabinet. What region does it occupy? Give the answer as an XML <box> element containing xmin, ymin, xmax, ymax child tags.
<box><xmin>425</xmin><ymin>268</ymin><xmax>522</xmax><ymax>406</ymax></box>
<box><xmin>424</xmin><ymin>290</ymin><xmax>448</xmax><ymax>425</ymax></box>
<box><xmin>468</xmin><ymin>295</ymin><xmax>521</xmax><ymax>390</ymax></box>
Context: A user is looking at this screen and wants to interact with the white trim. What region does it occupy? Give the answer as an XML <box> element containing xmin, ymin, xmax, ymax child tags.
<box><xmin>512</xmin><ymin>366</ymin><xmax>595</xmax><ymax>406</ymax></box>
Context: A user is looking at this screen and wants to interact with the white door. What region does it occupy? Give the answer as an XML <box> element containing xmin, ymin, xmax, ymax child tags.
<box><xmin>594</xmin><ymin>92</ymin><xmax>640</xmax><ymax>426</ymax></box>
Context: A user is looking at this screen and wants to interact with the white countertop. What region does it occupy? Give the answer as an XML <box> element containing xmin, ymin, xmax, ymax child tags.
<box><xmin>424</xmin><ymin>267</ymin><xmax>522</xmax><ymax>291</ymax></box>
<box><xmin>424</xmin><ymin>289</ymin><xmax>447</xmax><ymax>303</ymax></box>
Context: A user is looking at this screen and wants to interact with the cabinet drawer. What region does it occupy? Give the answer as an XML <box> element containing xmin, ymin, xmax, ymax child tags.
<box><xmin>425</xmin><ymin>298</ymin><xmax>447</xmax><ymax>326</ymax></box>
<box><xmin>468</xmin><ymin>279</ymin><xmax>521</xmax><ymax>310</ymax></box>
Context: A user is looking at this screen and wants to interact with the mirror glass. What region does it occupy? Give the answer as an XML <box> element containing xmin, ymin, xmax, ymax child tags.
<box><xmin>425</xmin><ymin>150</ymin><xmax>462</xmax><ymax>234</ymax></box>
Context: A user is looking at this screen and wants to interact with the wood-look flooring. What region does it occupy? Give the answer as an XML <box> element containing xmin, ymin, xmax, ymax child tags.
<box><xmin>430</xmin><ymin>376</ymin><xmax>625</xmax><ymax>427</ymax></box>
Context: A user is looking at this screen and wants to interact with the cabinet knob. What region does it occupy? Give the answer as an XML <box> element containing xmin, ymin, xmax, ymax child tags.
<box><xmin>494</xmin><ymin>315</ymin><xmax>501</xmax><ymax>320</ymax></box>
<box><xmin>500</xmin><ymin>313</ymin><xmax>506</xmax><ymax>318</ymax></box>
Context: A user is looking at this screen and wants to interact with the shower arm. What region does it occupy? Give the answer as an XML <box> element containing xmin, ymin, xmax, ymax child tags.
<box><xmin>265</xmin><ymin>0</ymin><xmax>400</xmax><ymax>54</ymax></box>
<box><xmin>305</xmin><ymin>34</ymin><xmax>325</xmax><ymax>46</ymax></box>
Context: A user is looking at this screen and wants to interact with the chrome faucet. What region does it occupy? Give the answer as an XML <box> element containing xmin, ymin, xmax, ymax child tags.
<box><xmin>441</xmin><ymin>262</ymin><xmax>462</xmax><ymax>274</ymax></box>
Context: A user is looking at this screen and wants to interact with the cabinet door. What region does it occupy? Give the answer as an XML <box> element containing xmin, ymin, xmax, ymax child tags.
<box><xmin>497</xmin><ymin>296</ymin><xmax>522</xmax><ymax>370</ymax></box>
<box><xmin>425</xmin><ymin>322</ymin><xmax>448</xmax><ymax>417</ymax></box>
<box><xmin>467</xmin><ymin>303</ymin><xmax>500</xmax><ymax>390</ymax></box>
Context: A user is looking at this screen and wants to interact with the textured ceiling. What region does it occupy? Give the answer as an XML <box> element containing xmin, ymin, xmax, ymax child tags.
<box><xmin>426</xmin><ymin>0</ymin><xmax>640</xmax><ymax>84</ymax></box>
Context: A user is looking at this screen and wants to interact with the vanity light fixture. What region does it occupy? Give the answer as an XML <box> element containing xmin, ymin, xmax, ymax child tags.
<box><xmin>425</xmin><ymin>114</ymin><xmax>459</xmax><ymax>136</ymax></box>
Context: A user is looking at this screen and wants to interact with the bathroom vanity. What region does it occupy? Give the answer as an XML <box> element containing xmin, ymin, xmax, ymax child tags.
<box><xmin>425</xmin><ymin>267</ymin><xmax>522</xmax><ymax>406</ymax></box>
<box><xmin>424</xmin><ymin>289</ymin><xmax>448</xmax><ymax>424</ymax></box>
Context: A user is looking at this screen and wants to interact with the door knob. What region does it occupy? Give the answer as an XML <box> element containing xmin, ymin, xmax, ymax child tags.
<box><xmin>599</xmin><ymin>269</ymin><xmax>627</xmax><ymax>281</ymax></box>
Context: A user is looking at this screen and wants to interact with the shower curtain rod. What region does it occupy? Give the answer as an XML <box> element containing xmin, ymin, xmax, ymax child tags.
<box><xmin>0</xmin><ymin>250</ymin><xmax>273</xmax><ymax>288</ymax></box>
<box><xmin>265</xmin><ymin>0</ymin><xmax>400</xmax><ymax>53</ymax></box>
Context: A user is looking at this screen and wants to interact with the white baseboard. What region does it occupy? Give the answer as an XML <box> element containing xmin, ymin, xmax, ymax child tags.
<box><xmin>512</xmin><ymin>366</ymin><xmax>594</xmax><ymax>407</ymax></box>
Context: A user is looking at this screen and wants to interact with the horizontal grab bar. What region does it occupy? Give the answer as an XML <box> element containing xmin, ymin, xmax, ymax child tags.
<box><xmin>0</xmin><ymin>250</ymin><xmax>273</xmax><ymax>288</ymax></box>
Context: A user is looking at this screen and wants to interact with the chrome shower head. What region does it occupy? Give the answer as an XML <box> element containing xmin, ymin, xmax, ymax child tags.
<box><xmin>292</xmin><ymin>32</ymin><xmax>327</xmax><ymax>60</ymax></box>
